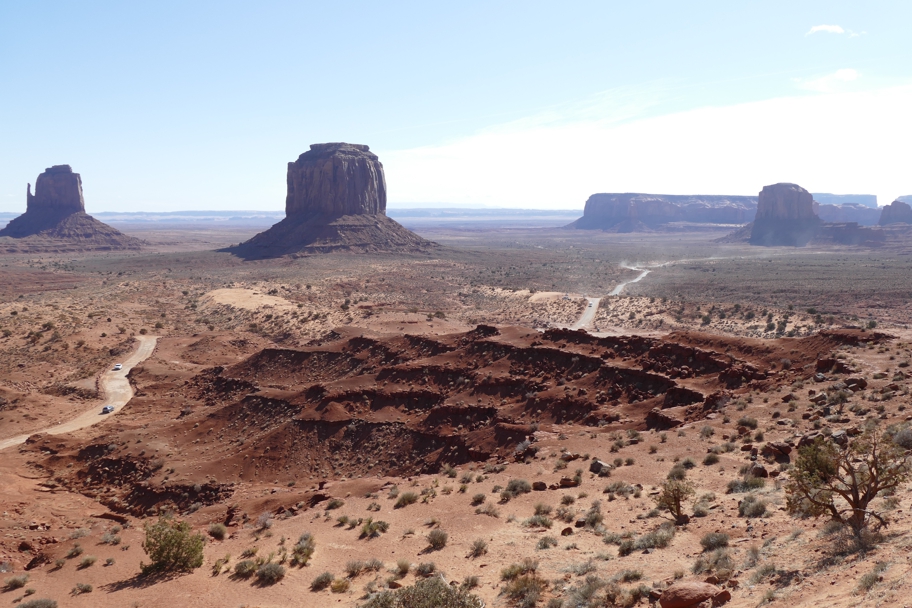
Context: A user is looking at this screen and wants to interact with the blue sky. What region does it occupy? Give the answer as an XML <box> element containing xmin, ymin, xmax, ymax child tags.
<box><xmin>1</xmin><ymin>1</ymin><xmax>910</xmax><ymax>212</ymax></box>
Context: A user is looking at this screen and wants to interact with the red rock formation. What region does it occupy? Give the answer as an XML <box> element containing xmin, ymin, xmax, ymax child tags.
<box><xmin>0</xmin><ymin>165</ymin><xmax>142</xmax><ymax>252</ymax></box>
<box><xmin>749</xmin><ymin>183</ymin><xmax>821</xmax><ymax>246</ymax></box>
<box><xmin>285</xmin><ymin>143</ymin><xmax>386</xmax><ymax>218</ymax></box>
<box><xmin>569</xmin><ymin>193</ymin><xmax>757</xmax><ymax>231</ymax></box>
<box><xmin>878</xmin><ymin>200</ymin><xmax>912</xmax><ymax>225</ymax></box>
<box><xmin>232</xmin><ymin>143</ymin><xmax>433</xmax><ymax>258</ymax></box>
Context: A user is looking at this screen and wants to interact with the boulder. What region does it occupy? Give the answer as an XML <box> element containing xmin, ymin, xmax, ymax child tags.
<box><xmin>749</xmin><ymin>183</ymin><xmax>821</xmax><ymax>246</ymax></box>
<box><xmin>879</xmin><ymin>200</ymin><xmax>912</xmax><ymax>226</ymax></box>
<box><xmin>589</xmin><ymin>460</ymin><xmax>612</xmax><ymax>475</ymax></box>
<box><xmin>532</xmin><ymin>481</ymin><xmax>547</xmax><ymax>491</ymax></box>
<box><xmin>659</xmin><ymin>581</ymin><xmax>731</xmax><ymax>608</ymax></box>
<box><xmin>748</xmin><ymin>463</ymin><xmax>769</xmax><ymax>478</ymax></box>
<box><xmin>646</xmin><ymin>408</ymin><xmax>683</xmax><ymax>430</ymax></box>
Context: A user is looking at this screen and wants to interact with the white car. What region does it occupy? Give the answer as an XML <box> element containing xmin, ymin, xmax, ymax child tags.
<box><xmin>102</xmin><ymin>405</ymin><xmax>114</xmax><ymax>414</ymax></box>
<box><xmin>112</xmin><ymin>363</ymin><xmax>123</xmax><ymax>371</ymax></box>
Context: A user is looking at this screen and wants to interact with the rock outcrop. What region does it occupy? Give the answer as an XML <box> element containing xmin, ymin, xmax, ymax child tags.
<box><xmin>878</xmin><ymin>200</ymin><xmax>912</xmax><ymax>225</ymax></box>
<box><xmin>0</xmin><ymin>165</ymin><xmax>142</xmax><ymax>252</ymax></box>
<box><xmin>567</xmin><ymin>193</ymin><xmax>757</xmax><ymax>232</ymax></box>
<box><xmin>285</xmin><ymin>143</ymin><xmax>386</xmax><ymax>217</ymax></box>
<box><xmin>749</xmin><ymin>183</ymin><xmax>821</xmax><ymax>246</ymax></box>
<box><xmin>230</xmin><ymin>143</ymin><xmax>434</xmax><ymax>258</ymax></box>
<box><xmin>815</xmin><ymin>202</ymin><xmax>880</xmax><ymax>226</ymax></box>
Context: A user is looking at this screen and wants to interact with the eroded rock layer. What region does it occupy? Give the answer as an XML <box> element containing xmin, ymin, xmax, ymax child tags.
<box><xmin>568</xmin><ymin>193</ymin><xmax>758</xmax><ymax>231</ymax></box>
<box><xmin>879</xmin><ymin>200</ymin><xmax>912</xmax><ymax>226</ymax></box>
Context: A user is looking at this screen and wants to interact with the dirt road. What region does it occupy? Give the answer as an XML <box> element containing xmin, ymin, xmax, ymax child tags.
<box><xmin>570</xmin><ymin>297</ymin><xmax>601</xmax><ymax>330</ymax></box>
<box><xmin>0</xmin><ymin>335</ymin><xmax>158</xmax><ymax>451</ymax></box>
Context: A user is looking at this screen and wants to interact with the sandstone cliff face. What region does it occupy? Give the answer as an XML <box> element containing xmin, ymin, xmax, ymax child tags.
<box><xmin>749</xmin><ymin>183</ymin><xmax>821</xmax><ymax>246</ymax></box>
<box><xmin>286</xmin><ymin>143</ymin><xmax>386</xmax><ymax>218</ymax></box>
<box><xmin>26</xmin><ymin>165</ymin><xmax>85</xmax><ymax>216</ymax></box>
<box><xmin>754</xmin><ymin>183</ymin><xmax>816</xmax><ymax>220</ymax></box>
<box><xmin>814</xmin><ymin>203</ymin><xmax>881</xmax><ymax>226</ymax></box>
<box><xmin>0</xmin><ymin>165</ymin><xmax>142</xmax><ymax>252</ymax></box>
<box><xmin>569</xmin><ymin>193</ymin><xmax>757</xmax><ymax>231</ymax></box>
<box><xmin>232</xmin><ymin>143</ymin><xmax>433</xmax><ymax>258</ymax></box>
<box><xmin>878</xmin><ymin>200</ymin><xmax>912</xmax><ymax>225</ymax></box>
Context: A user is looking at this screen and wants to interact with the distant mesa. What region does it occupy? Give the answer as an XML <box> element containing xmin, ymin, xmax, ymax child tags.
<box><xmin>566</xmin><ymin>193</ymin><xmax>758</xmax><ymax>232</ymax></box>
<box><xmin>814</xmin><ymin>202</ymin><xmax>880</xmax><ymax>226</ymax></box>
<box><xmin>878</xmin><ymin>200</ymin><xmax>912</xmax><ymax>226</ymax></box>
<box><xmin>0</xmin><ymin>165</ymin><xmax>142</xmax><ymax>252</ymax></box>
<box><xmin>229</xmin><ymin>143</ymin><xmax>435</xmax><ymax>258</ymax></box>
<box><xmin>811</xmin><ymin>193</ymin><xmax>878</xmax><ymax>208</ymax></box>
<box><xmin>749</xmin><ymin>183</ymin><xmax>821</xmax><ymax>246</ymax></box>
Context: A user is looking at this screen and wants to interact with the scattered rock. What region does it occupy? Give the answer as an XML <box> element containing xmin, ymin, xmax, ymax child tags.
<box><xmin>659</xmin><ymin>581</ymin><xmax>731</xmax><ymax>608</ymax></box>
<box><xmin>532</xmin><ymin>481</ymin><xmax>547</xmax><ymax>491</ymax></box>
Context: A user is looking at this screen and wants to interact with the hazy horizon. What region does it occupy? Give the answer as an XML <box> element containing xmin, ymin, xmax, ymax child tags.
<box><xmin>2</xmin><ymin>2</ymin><xmax>910</xmax><ymax>213</ymax></box>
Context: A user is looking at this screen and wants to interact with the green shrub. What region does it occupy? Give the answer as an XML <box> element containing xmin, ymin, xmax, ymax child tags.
<box><xmin>3</xmin><ymin>574</ymin><xmax>28</xmax><ymax>591</ymax></box>
<box><xmin>395</xmin><ymin>492</ymin><xmax>419</xmax><ymax>509</ymax></box>
<box><xmin>208</xmin><ymin>523</ymin><xmax>227</xmax><ymax>540</ymax></box>
<box><xmin>291</xmin><ymin>532</ymin><xmax>316</xmax><ymax>566</ymax></box>
<box><xmin>256</xmin><ymin>562</ymin><xmax>285</xmax><ymax>584</ymax></box>
<box><xmin>140</xmin><ymin>515</ymin><xmax>205</xmax><ymax>574</ymax></box>
<box><xmin>469</xmin><ymin>538</ymin><xmax>488</xmax><ymax>557</ymax></box>
<box><xmin>739</xmin><ymin>495</ymin><xmax>767</xmax><ymax>518</ymax></box>
<box><xmin>416</xmin><ymin>562</ymin><xmax>436</xmax><ymax>577</ymax></box>
<box><xmin>703</xmin><ymin>453</ymin><xmax>720</xmax><ymax>466</ymax></box>
<box><xmin>427</xmin><ymin>529</ymin><xmax>448</xmax><ymax>550</ymax></box>
<box><xmin>700</xmin><ymin>533</ymin><xmax>730</xmax><ymax>551</ymax></box>
<box><xmin>311</xmin><ymin>571</ymin><xmax>334</xmax><ymax>590</ymax></box>
<box><xmin>737</xmin><ymin>416</ymin><xmax>758</xmax><ymax>429</ymax></box>
<box><xmin>234</xmin><ymin>559</ymin><xmax>257</xmax><ymax>578</ymax></box>
<box><xmin>326</xmin><ymin>498</ymin><xmax>345</xmax><ymax>510</ymax></box>
<box><xmin>72</xmin><ymin>583</ymin><xmax>93</xmax><ymax>595</ymax></box>
<box><xmin>17</xmin><ymin>600</ymin><xmax>58</xmax><ymax>608</ymax></box>
<box><xmin>359</xmin><ymin>575</ymin><xmax>484</xmax><ymax>608</ymax></box>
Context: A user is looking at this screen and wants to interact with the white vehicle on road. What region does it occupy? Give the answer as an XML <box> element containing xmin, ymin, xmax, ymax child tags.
<box><xmin>112</xmin><ymin>363</ymin><xmax>123</xmax><ymax>371</ymax></box>
<box><xmin>102</xmin><ymin>405</ymin><xmax>115</xmax><ymax>414</ymax></box>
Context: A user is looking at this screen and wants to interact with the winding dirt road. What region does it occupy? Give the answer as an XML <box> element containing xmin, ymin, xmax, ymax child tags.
<box><xmin>0</xmin><ymin>335</ymin><xmax>158</xmax><ymax>451</ymax></box>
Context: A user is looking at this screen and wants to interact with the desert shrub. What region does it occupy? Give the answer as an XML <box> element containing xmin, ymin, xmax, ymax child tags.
<box><xmin>345</xmin><ymin>560</ymin><xmax>364</xmax><ymax>578</ymax></box>
<box><xmin>208</xmin><ymin>523</ymin><xmax>227</xmax><ymax>540</ymax></box>
<box><xmin>501</xmin><ymin>558</ymin><xmax>538</xmax><ymax>581</ymax></box>
<box><xmin>584</xmin><ymin>501</ymin><xmax>603</xmax><ymax>528</ymax></box>
<box><xmin>667</xmin><ymin>464</ymin><xmax>687</xmax><ymax>480</ymax></box>
<box><xmin>415</xmin><ymin>562</ymin><xmax>436</xmax><ymax>577</ymax></box>
<box><xmin>72</xmin><ymin>582</ymin><xmax>93</xmax><ymax>594</ymax></box>
<box><xmin>331</xmin><ymin>578</ymin><xmax>350</xmax><ymax>593</ymax></box>
<box><xmin>4</xmin><ymin>574</ymin><xmax>28</xmax><ymax>590</ymax></box>
<box><xmin>395</xmin><ymin>492</ymin><xmax>419</xmax><ymax>509</ymax></box>
<box><xmin>691</xmin><ymin>548</ymin><xmax>733</xmax><ymax>575</ymax></box>
<box><xmin>654</xmin><ymin>479</ymin><xmax>695</xmax><ymax>524</ymax></box>
<box><xmin>256</xmin><ymin>562</ymin><xmax>285</xmax><ymax>585</ymax></box>
<box><xmin>101</xmin><ymin>531</ymin><xmax>121</xmax><ymax>545</ymax></box>
<box><xmin>739</xmin><ymin>495</ymin><xmax>767</xmax><ymax>518</ymax></box>
<box><xmin>359</xmin><ymin>575</ymin><xmax>484</xmax><ymax>608</ymax></box>
<box><xmin>234</xmin><ymin>559</ymin><xmax>257</xmax><ymax>578</ymax></box>
<box><xmin>681</xmin><ymin>457</ymin><xmax>697</xmax><ymax>469</ymax></box>
<box><xmin>700</xmin><ymin>533</ymin><xmax>730</xmax><ymax>551</ymax></box>
<box><xmin>787</xmin><ymin>430</ymin><xmax>912</xmax><ymax>538</ymax></box>
<box><xmin>703</xmin><ymin>453</ymin><xmax>720</xmax><ymax>466</ymax></box>
<box><xmin>469</xmin><ymin>538</ymin><xmax>488</xmax><ymax>557</ymax></box>
<box><xmin>504</xmin><ymin>574</ymin><xmax>547</xmax><ymax>607</ymax></box>
<box><xmin>856</xmin><ymin>562</ymin><xmax>888</xmax><ymax>594</ymax></box>
<box><xmin>140</xmin><ymin>515</ymin><xmax>205</xmax><ymax>574</ymax></box>
<box><xmin>311</xmin><ymin>571</ymin><xmax>334</xmax><ymax>590</ymax></box>
<box><xmin>471</xmin><ymin>493</ymin><xmax>486</xmax><ymax>506</ymax></box>
<box><xmin>692</xmin><ymin>503</ymin><xmax>709</xmax><ymax>517</ymax></box>
<box><xmin>474</xmin><ymin>503</ymin><xmax>499</xmax><ymax>518</ymax></box>
<box><xmin>524</xmin><ymin>514</ymin><xmax>553</xmax><ymax>529</ymax></box>
<box><xmin>616</xmin><ymin>569</ymin><xmax>642</xmax><ymax>582</ymax></box>
<box><xmin>737</xmin><ymin>416</ymin><xmax>758</xmax><ymax>429</ymax></box>
<box><xmin>326</xmin><ymin>498</ymin><xmax>345</xmax><ymax>510</ymax></box>
<box><xmin>291</xmin><ymin>532</ymin><xmax>316</xmax><ymax>566</ymax></box>
<box><xmin>727</xmin><ymin>475</ymin><xmax>766</xmax><ymax>493</ymax></box>
<box><xmin>537</xmin><ymin>536</ymin><xmax>558</xmax><ymax>550</ymax></box>
<box><xmin>78</xmin><ymin>556</ymin><xmax>97</xmax><ymax>569</ymax></box>
<box><xmin>561</xmin><ymin>495</ymin><xmax>576</xmax><ymax>506</ymax></box>
<box><xmin>700</xmin><ymin>425</ymin><xmax>715</xmax><ymax>439</ymax></box>
<box><xmin>427</xmin><ymin>529</ymin><xmax>448</xmax><ymax>550</ymax></box>
<box><xmin>360</xmin><ymin>517</ymin><xmax>390</xmax><ymax>539</ymax></box>
<box><xmin>505</xmin><ymin>479</ymin><xmax>532</xmax><ymax>496</ymax></box>
<box><xmin>395</xmin><ymin>559</ymin><xmax>411</xmax><ymax>577</ymax></box>
<box><xmin>66</xmin><ymin>544</ymin><xmax>83</xmax><ymax>558</ymax></box>
<box><xmin>17</xmin><ymin>600</ymin><xmax>58</xmax><ymax>608</ymax></box>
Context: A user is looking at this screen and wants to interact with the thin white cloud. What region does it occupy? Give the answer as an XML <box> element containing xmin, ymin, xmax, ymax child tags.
<box><xmin>806</xmin><ymin>24</ymin><xmax>845</xmax><ymax>35</ymax></box>
<box><xmin>382</xmin><ymin>85</ymin><xmax>912</xmax><ymax>210</ymax></box>
<box><xmin>793</xmin><ymin>68</ymin><xmax>859</xmax><ymax>93</ymax></box>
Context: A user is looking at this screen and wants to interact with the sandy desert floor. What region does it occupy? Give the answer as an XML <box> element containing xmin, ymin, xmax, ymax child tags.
<box><xmin>2</xmin><ymin>226</ymin><xmax>912</xmax><ymax>608</ymax></box>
